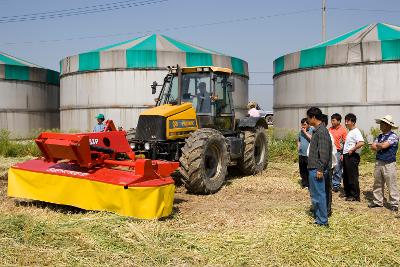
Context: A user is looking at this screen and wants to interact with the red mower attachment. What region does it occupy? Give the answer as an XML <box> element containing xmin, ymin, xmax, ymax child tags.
<box><xmin>8</xmin><ymin>120</ymin><xmax>179</xmax><ymax>219</ymax></box>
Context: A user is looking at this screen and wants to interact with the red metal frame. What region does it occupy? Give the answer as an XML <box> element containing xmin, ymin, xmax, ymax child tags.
<box><xmin>30</xmin><ymin>120</ymin><xmax>179</xmax><ymax>185</ymax></box>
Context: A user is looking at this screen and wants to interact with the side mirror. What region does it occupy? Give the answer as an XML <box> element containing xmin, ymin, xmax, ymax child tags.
<box><xmin>227</xmin><ymin>79</ymin><xmax>234</xmax><ymax>92</ymax></box>
<box><xmin>151</xmin><ymin>81</ymin><xmax>158</xmax><ymax>94</ymax></box>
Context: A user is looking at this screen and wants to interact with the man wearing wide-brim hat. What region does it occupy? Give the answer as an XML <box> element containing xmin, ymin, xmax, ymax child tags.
<box><xmin>369</xmin><ymin>115</ymin><xmax>399</xmax><ymax>212</ymax></box>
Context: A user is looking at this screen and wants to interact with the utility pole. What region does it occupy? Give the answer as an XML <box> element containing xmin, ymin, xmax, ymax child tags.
<box><xmin>322</xmin><ymin>0</ymin><xmax>326</xmax><ymax>41</ymax></box>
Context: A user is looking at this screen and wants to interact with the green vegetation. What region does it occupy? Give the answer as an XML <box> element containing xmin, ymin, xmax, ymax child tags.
<box><xmin>268</xmin><ymin>128</ymin><xmax>298</xmax><ymax>162</ymax></box>
<box><xmin>0</xmin><ymin>130</ymin><xmax>40</xmax><ymax>157</ymax></box>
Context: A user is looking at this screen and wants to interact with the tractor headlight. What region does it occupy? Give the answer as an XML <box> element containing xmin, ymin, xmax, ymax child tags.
<box><xmin>130</xmin><ymin>144</ymin><xmax>135</xmax><ymax>149</ymax></box>
<box><xmin>144</xmin><ymin>143</ymin><xmax>151</xmax><ymax>150</ymax></box>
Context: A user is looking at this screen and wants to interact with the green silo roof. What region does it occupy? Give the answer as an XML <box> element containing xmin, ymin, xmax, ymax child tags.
<box><xmin>63</xmin><ymin>34</ymin><xmax>248</xmax><ymax>77</ymax></box>
<box><xmin>274</xmin><ymin>23</ymin><xmax>400</xmax><ymax>76</ymax></box>
<box><xmin>0</xmin><ymin>51</ymin><xmax>59</xmax><ymax>85</ymax></box>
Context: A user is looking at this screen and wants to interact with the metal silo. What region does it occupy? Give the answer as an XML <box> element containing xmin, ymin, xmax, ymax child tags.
<box><xmin>60</xmin><ymin>34</ymin><xmax>249</xmax><ymax>131</ymax></box>
<box><xmin>0</xmin><ymin>51</ymin><xmax>59</xmax><ymax>138</ymax></box>
<box><xmin>273</xmin><ymin>23</ymin><xmax>400</xmax><ymax>137</ymax></box>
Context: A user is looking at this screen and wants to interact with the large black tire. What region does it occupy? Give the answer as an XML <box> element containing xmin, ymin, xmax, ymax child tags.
<box><xmin>238</xmin><ymin>127</ymin><xmax>268</xmax><ymax>175</ymax></box>
<box><xmin>179</xmin><ymin>128</ymin><xmax>229</xmax><ymax>194</ymax></box>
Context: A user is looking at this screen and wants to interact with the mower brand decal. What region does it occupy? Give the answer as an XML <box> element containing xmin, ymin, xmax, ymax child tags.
<box><xmin>89</xmin><ymin>138</ymin><xmax>99</xmax><ymax>145</ymax></box>
<box><xmin>47</xmin><ymin>168</ymin><xmax>89</xmax><ymax>177</ymax></box>
<box><xmin>169</xmin><ymin>119</ymin><xmax>197</xmax><ymax>129</ymax></box>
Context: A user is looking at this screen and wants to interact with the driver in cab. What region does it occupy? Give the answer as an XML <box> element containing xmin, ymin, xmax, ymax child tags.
<box><xmin>196</xmin><ymin>82</ymin><xmax>211</xmax><ymax>113</ymax></box>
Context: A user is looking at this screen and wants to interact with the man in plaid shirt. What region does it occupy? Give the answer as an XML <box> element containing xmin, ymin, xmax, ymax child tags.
<box><xmin>307</xmin><ymin>107</ymin><xmax>332</xmax><ymax>226</ymax></box>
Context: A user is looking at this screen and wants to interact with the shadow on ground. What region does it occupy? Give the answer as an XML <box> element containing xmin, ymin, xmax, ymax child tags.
<box><xmin>15</xmin><ymin>200</ymin><xmax>89</xmax><ymax>214</ymax></box>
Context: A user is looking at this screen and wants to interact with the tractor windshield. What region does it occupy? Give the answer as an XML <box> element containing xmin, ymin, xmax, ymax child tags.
<box><xmin>181</xmin><ymin>73</ymin><xmax>211</xmax><ymax>114</ymax></box>
<box><xmin>159</xmin><ymin>72</ymin><xmax>212</xmax><ymax>114</ymax></box>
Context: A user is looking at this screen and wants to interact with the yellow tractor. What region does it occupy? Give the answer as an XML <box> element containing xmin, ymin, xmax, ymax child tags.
<box><xmin>130</xmin><ymin>66</ymin><xmax>268</xmax><ymax>194</ymax></box>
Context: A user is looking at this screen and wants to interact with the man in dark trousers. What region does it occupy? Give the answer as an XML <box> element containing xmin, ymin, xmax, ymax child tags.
<box><xmin>307</xmin><ymin>107</ymin><xmax>332</xmax><ymax>226</ymax></box>
<box><xmin>298</xmin><ymin>118</ymin><xmax>313</xmax><ymax>188</ymax></box>
<box><xmin>342</xmin><ymin>113</ymin><xmax>365</xmax><ymax>201</ymax></box>
<box><xmin>321</xmin><ymin>114</ymin><xmax>337</xmax><ymax>217</ymax></box>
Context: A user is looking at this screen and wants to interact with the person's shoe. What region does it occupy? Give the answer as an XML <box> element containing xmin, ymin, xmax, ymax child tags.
<box><xmin>332</xmin><ymin>187</ymin><xmax>340</xmax><ymax>193</ymax></box>
<box><xmin>391</xmin><ymin>206</ymin><xmax>399</xmax><ymax>212</ymax></box>
<box><xmin>345</xmin><ymin>197</ymin><xmax>357</xmax><ymax>202</ymax></box>
<box><xmin>314</xmin><ymin>222</ymin><xmax>329</xmax><ymax>227</ymax></box>
<box><xmin>368</xmin><ymin>203</ymin><xmax>383</xmax><ymax>208</ymax></box>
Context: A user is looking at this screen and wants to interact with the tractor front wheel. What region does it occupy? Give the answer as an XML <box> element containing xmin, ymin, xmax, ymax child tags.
<box><xmin>179</xmin><ymin>128</ymin><xmax>229</xmax><ymax>194</ymax></box>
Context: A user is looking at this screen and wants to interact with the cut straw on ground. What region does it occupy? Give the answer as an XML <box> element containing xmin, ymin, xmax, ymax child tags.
<box><xmin>1</xmin><ymin>155</ymin><xmax>399</xmax><ymax>266</ymax></box>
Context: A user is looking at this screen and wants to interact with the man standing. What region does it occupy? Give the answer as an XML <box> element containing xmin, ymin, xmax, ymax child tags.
<box><xmin>298</xmin><ymin>118</ymin><xmax>313</xmax><ymax>188</ymax></box>
<box><xmin>322</xmin><ymin>114</ymin><xmax>337</xmax><ymax>217</ymax></box>
<box><xmin>307</xmin><ymin>107</ymin><xmax>332</xmax><ymax>226</ymax></box>
<box><xmin>329</xmin><ymin>113</ymin><xmax>347</xmax><ymax>192</ymax></box>
<box><xmin>342</xmin><ymin>113</ymin><xmax>365</xmax><ymax>202</ymax></box>
<box><xmin>93</xmin><ymin>113</ymin><xmax>106</xmax><ymax>132</ymax></box>
<box><xmin>369</xmin><ymin>115</ymin><xmax>399</xmax><ymax>212</ymax></box>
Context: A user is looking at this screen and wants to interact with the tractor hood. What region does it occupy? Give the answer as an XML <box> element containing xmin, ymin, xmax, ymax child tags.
<box><xmin>141</xmin><ymin>102</ymin><xmax>193</xmax><ymax>117</ymax></box>
<box><xmin>136</xmin><ymin>102</ymin><xmax>198</xmax><ymax>141</ymax></box>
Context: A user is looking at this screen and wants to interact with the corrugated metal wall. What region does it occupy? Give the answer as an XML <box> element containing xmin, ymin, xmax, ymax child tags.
<box><xmin>273</xmin><ymin>62</ymin><xmax>400</xmax><ymax>137</ymax></box>
<box><xmin>0</xmin><ymin>80</ymin><xmax>59</xmax><ymax>138</ymax></box>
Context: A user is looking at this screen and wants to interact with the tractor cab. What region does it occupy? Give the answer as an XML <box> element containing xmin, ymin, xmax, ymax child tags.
<box><xmin>152</xmin><ymin>66</ymin><xmax>235</xmax><ymax>131</ymax></box>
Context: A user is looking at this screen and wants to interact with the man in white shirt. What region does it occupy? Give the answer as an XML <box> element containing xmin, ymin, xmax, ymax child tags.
<box><xmin>247</xmin><ymin>102</ymin><xmax>260</xmax><ymax>118</ymax></box>
<box><xmin>342</xmin><ymin>113</ymin><xmax>365</xmax><ymax>201</ymax></box>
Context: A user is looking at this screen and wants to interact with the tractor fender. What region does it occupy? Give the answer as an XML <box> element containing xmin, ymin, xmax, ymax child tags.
<box><xmin>237</xmin><ymin>117</ymin><xmax>268</xmax><ymax>129</ymax></box>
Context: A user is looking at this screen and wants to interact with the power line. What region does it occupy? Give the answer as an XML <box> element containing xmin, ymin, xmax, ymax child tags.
<box><xmin>0</xmin><ymin>0</ymin><xmax>147</xmax><ymax>18</ymax></box>
<box><xmin>329</xmin><ymin>7</ymin><xmax>400</xmax><ymax>13</ymax></box>
<box><xmin>0</xmin><ymin>8</ymin><xmax>320</xmax><ymax>45</ymax></box>
<box><xmin>0</xmin><ymin>0</ymin><xmax>168</xmax><ymax>24</ymax></box>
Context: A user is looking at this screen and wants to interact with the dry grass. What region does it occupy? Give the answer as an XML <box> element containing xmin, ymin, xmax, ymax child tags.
<box><xmin>1</xmin><ymin>156</ymin><xmax>400</xmax><ymax>266</ymax></box>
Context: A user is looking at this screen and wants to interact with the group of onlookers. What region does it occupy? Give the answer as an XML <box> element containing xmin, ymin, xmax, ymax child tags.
<box><xmin>298</xmin><ymin>107</ymin><xmax>399</xmax><ymax>226</ymax></box>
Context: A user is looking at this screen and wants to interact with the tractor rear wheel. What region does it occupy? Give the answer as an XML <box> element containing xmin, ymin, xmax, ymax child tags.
<box><xmin>179</xmin><ymin>128</ymin><xmax>229</xmax><ymax>194</ymax></box>
<box><xmin>238</xmin><ymin>127</ymin><xmax>268</xmax><ymax>175</ymax></box>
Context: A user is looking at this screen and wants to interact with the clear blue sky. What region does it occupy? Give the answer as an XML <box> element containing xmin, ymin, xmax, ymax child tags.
<box><xmin>0</xmin><ymin>0</ymin><xmax>399</xmax><ymax>110</ymax></box>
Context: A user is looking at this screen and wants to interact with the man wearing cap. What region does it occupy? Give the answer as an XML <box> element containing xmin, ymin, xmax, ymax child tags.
<box><xmin>93</xmin><ymin>114</ymin><xmax>106</xmax><ymax>132</ymax></box>
<box><xmin>369</xmin><ymin>115</ymin><xmax>400</xmax><ymax>212</ymax></box>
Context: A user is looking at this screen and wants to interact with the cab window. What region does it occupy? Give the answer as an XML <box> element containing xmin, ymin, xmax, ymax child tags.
<box><xmin>181</xmin><ymin>73</ymin><xmax>212</xmax><ymax>114</ymax></box>
<box><xmin>214</xmin><ymin>75</ymin><xmax>233</xmax><ymax>115</ymax></box>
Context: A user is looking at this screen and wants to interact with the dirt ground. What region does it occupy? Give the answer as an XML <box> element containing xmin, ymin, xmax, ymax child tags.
<box><xmin>1</xmin><ymin>157</ymin><xmax>400</xmax><ymax>266</ymax></box>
